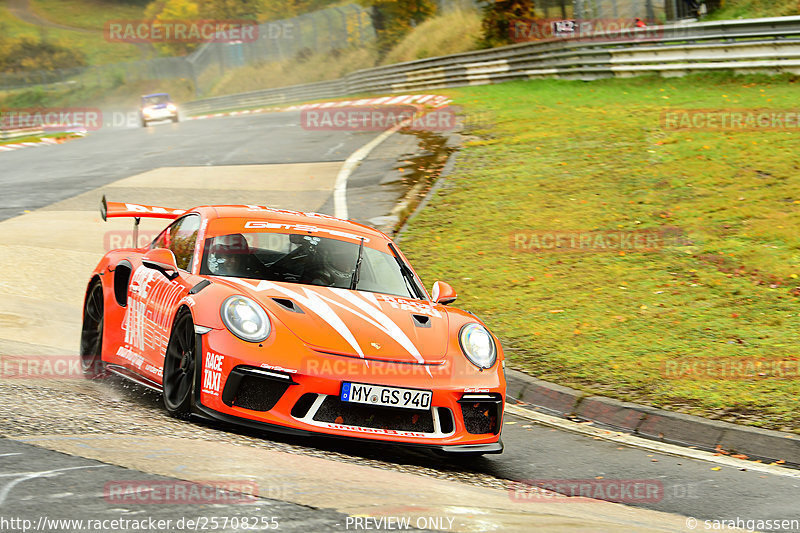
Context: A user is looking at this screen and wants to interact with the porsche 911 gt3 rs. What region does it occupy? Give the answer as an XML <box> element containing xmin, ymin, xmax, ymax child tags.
<box><xmin>81</xmin><ymin>197</ymin><xmax>505</xmax><ymax>455</ymax></box>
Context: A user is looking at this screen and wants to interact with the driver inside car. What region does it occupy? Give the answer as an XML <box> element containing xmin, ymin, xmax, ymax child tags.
<box><xmin>307</xmin><ymin>239</ymin><xmax>357</xmax><ymax>288</ymax></box>
<box><xmin>208</xmin><ymin>234</ymin><xmax>252</xmax><ymax>277</ymax></box>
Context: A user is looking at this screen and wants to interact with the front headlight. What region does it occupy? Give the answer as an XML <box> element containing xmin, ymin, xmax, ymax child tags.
<box><xmin>221</xmin><ymin>295</ymin><xmax>271</xmax><ymax>342</ymax></box>
<box><xmin>167</xmin><ymin>103</ymin><xmax>177</xmax><ymax>112</ymax></box>
<box><xmin>459</xmin><ymin>323</ymin><xmax>497</xmax><ymax>369</ymax></box>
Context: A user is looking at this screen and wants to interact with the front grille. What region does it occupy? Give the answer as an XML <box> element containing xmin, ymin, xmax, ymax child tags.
<box><xmin>312</xmin><ymin>395</ymin><xmax>435</xmax><ymax>433</ymax></box>
<box><xmin>459</xmin><ymin>393</ymin><xmax>503</xmax><ymax>435</ymax></box>
<box><xmin>221</xmin><ymin>366</ymin><xmax>293</xmax><ymax>412</ymax></box>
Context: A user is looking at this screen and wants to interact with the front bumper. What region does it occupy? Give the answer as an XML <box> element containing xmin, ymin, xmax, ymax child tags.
<box><xmin>194</xmin><ymin>330</ymin><xmax>505</xmax><ymax>452</ymax></box>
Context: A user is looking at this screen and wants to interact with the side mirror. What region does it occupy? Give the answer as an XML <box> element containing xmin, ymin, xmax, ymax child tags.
<box><xmin>142</xmin><ymin>248</ymin><xmax>179</xmax><ymax>280</ymax></box>
<box><xmin>431</xmin><ymin>281</ymin><xmax>457</xmax><ymax>305</ymax></box>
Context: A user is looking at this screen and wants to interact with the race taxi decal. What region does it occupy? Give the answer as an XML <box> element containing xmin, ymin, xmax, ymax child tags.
<box><xmin>202</xmin><ymin>351</ymin><xmax>224</xmax><ymax>396</ymax></box>
<box><xmin>377</xmin><ymin>294</ymin><xmax>441</xmax><ymax>318</ymax></box>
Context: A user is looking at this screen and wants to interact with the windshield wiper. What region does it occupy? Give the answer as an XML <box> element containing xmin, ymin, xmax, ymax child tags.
<box><xmin>387</xmin><ymin>243</ymin><xmax>424</xmax><ymax>299</ymax></box>
<box><xmin>350</xmin><ymin>238</ymin><xmax>365</xmax><ymax>290</ymax></box>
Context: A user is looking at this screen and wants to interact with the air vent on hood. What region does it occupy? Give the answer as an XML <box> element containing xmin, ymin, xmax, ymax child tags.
<box><xmin>412</xmin><ymin>314</ymin><xmax>431</xmax><ymax>328</ymax></box>
<box><xmin>272</xmin><ymin>298</ymin><xmax>304</xmax><ymax>313</ymax></box>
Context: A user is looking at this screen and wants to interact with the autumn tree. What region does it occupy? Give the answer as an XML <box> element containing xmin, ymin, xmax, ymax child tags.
<box><xmin>357</xmin><ymin>0</ymin><xmax>436</xmax><ymax>54</ymax></box>
<box><xmin>480</xmin><ymin>0</ymin><xmax>536</xmax><ymax>48</ymax></box>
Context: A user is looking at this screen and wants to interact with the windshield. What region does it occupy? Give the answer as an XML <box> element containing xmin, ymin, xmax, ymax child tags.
<box><xmin>142</xmin><ymin>95</ymin><xmax>170</xmax><ymax>106</ymax></box>
<box><xmin>200</xmin><ymin>232</ymin><xmax>425</xmax><ymax>299</ymax></box>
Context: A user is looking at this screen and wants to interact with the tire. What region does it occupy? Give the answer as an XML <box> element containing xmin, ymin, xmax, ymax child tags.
<box><xmin>141</xmin><ymin>119</ymin><xmax>148</xmax><ymax>127</ymax></box>
<box><xmin>172</xmin><ymin>116</ymin><xmax>179</xmax><ymax>123</ymax></box>
<box><xmin>79</xmin><ymin>279</ymin><xmax>106</xmax><ymax>379</ymax></box>
<box><xmin>162</xmin><ymin>308</ymin><xmax>196</xmax><ymax>419</ymax></box>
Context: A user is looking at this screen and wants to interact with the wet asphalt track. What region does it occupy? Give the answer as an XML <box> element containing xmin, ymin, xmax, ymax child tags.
<box><xmin>0</xmin><ymin>112</ymin><xmax>798</xmax><ymax>531</ymax></box>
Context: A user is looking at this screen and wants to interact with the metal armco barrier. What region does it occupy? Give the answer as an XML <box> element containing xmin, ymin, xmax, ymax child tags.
<box><xmin>182</xmin><ymin>15</ymin><xmax>800</xmax><ymax>116</ymax></box>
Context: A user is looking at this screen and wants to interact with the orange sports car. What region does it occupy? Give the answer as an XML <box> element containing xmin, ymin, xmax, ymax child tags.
<box><xmin>81</xmin><ymin>198</ymin><xmax>505</xmax><ymax>455</ymax></box>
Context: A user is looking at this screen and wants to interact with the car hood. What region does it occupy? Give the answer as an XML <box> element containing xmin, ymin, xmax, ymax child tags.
<box><xmin>221</xmin><ymin>278</ymin><xmax>448</xmax><ymax>364</ymax></box>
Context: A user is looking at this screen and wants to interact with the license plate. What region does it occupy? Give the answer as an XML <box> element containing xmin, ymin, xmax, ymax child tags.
<box><xmin>341</xmin><ymin>382</ymin><xmax>432</xmax><ymax>410</ymax></box>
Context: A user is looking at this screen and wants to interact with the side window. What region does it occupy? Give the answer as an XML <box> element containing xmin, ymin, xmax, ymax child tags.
<box><xmin>152</xmin><ymin>215</ymin><xmax>200</xmax><ymax>272</ymax></box>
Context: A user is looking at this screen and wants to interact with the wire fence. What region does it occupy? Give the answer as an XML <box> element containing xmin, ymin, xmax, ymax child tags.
<box><xmin>0</xmin><ymin>1</ymin><xmax>717</xmax><ymax>95</ymax></box>
<box><xmin>0</xmin><ymin>4</ymin><xmax>375</xmax><ymax>96</ymax></box>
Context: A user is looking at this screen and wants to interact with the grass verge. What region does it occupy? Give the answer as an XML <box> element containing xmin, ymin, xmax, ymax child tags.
<box><xmin>399</xmin><ymin>73</ymin><xmax>800</xmax><ymax>433</ymax></box>
<box><xmin>0</xmin><ymin>5</ymin><xmax>140</xmax><ymax>65</ymax></box>
<box><xmin>29</xmin><ymin>0</ymin><xmax>147</xmax><ymax>32</ymax></box>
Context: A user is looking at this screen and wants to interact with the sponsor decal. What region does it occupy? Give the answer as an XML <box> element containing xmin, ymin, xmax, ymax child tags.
<box><xmin>202</xmin><ymin>351</ymin><xmax>224</xmax><ymax>396</ymax></box>
<box><xmin>243</xmin><ymin>221</ymin><xmax>367</xmax><ymax>243</ymax></box>
<box><xmin>377</xmin><ymin>294</ymin><xmax>441</xmax><ymax>318</ymax></box>
<box><xmin>144</xmin><ymin>363</ymin><xmax>163</xmax><ymax>378</ymax></box>
<box><xmin>322</xmin><ymin>423</ymin><xmax>428</xmax><ymax>438</ymax></box>
<box><xmin>259</xmin><ymin>363</ymin><xmax>298</xmax><ymax>374</ymax></box>
<box><xmin>116</xmin><ymin>346</ymin><xmax>144</xmax><ymax>369</ymax></box>
<box><xmin>123</xmin><ymin>203</ymin><xmax>186</xmax><ymax>217</ymax></box>
<box><xmin>122</xmin><ymin>266</ymin><xmax>185</xmax><ymax>357</ymax></box>
<box><xmin>241</xmin><ymin>205</ymin><xmax>338</xmax><ymax>220</ymax></box>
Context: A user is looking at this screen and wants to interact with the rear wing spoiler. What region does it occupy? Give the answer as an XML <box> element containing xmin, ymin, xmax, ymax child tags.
<box><xmin>100</xmin><ymin>195</ymin><xmax>186</xmax><ymax>221</ymax></box>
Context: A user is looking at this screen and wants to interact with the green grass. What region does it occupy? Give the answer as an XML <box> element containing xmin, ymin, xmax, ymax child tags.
<box><xmin>400</xmin><ymin>73</ymin><xmax>800</xmax><ymax>433</ymax></box>
<box><xmin>0</xmin><ymin>5</ymin><xmax>140</xmax><ymax>65</ymax></box>
<box><xmin>706</xmin><ymin>0</ymin><xmax>800</xmax><ymax>20</ymax></box>
<box><xmin>29</xmin><ymin>0</ymin><xmax>147</xmax><ymax>32</ymax></box>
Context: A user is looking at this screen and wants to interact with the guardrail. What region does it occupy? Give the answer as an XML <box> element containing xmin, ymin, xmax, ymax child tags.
<box><xmin>0</xmin><ymin>126</ymin><xmax>43</xmax><ymax>141</ymax></box>
<box><xmin>182</xmin><ymin>15</ymin><xmax>800</xmax><ymax>115</ymax></box>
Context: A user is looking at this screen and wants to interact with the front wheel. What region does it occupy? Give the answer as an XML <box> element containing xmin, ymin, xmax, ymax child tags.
<box><xmin>79</xmin><ymin>279</ymin><xmax>106</xmax><ymax>379</ymax></box>
<box><xmin>162</xmin><ymin>309</ymin><xmax>196</xmax><ymax>419</ymax></box>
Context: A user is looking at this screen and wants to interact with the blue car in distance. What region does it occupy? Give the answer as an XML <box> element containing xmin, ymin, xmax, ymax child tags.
<box><xmin>140</xmin><ymin>93</ymin><xmax>179</xmax><ymax>127</ymax></box>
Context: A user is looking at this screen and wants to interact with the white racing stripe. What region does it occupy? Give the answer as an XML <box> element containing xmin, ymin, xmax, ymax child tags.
<box><xmin>229</xmin><ymin>279</ymin><xmax>364</xmax><ymax>357</ymax></box>
<box><xmin>228</xmin><ymin>278</ymin><xmax>428</xmax><ymax>364</ymax></box>
<box><xmin>333</xmin><ymin>289</ymin><xmax>425</xmax><ymax>364</ymax></box>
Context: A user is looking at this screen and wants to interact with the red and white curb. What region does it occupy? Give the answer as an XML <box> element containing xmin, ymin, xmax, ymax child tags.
<box><xmin>0</xmin><ymin>133</ymin><xmax>86</xmax><ymax>154</ymax></box>
<box><xmin>187</xmin><ymin>94</ymin><xmax>453</xmax><ymax>121</ymax></box>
